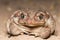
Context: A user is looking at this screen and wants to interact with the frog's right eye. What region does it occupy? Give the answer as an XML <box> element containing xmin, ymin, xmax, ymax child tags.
<box><xmin>20</xmin><ymin>13</ymin><xmax>25</xmax><ymax>19</ymax></box>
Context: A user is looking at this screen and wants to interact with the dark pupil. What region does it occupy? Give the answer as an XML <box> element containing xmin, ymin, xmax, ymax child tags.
<box><xmin>20</xmin><ymin>13</ymin><xmax>24</xmax><ymax>19</ymax></box>
<box><xmin>39</xmin><ymin>14</ymin><xmax>44</xmax><ymax>20</ymax></box>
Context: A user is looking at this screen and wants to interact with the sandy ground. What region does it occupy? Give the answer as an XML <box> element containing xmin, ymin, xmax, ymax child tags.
<box><xmin>0</xmin><ymin>0</ymin><xmax>60</xmax><ymax>40</ymax></box>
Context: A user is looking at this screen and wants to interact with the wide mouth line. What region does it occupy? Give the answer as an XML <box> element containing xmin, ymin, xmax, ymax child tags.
<box><xmin>22</xmin><ymin>24</ymin><xmax>44</xmax><ymax>28</ymax></box>
<box><xmin>18</xmin><ymin>22</ymin><xmax>45</xmax><ymax>28</ymax></box>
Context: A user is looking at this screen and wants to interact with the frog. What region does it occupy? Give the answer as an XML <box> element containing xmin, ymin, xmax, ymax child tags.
<box><xmin>6</xmin><ymin>9</ymin><xmax>55</xmax><ymax>39</ymax></box>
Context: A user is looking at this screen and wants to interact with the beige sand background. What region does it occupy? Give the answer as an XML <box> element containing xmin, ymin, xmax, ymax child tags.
<box><xmin>0</xmin><ymin>0</ymin><xmax>60</xmax><ymax>40</ymax></box>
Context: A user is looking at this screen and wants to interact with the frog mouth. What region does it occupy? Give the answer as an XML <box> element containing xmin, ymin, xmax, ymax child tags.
<box><xmin>18</xmin><ymin>22</ymin><xmax>45</xmax><ymax>28</ymax></box>
<box><xmin>22</xmin><ymin>24</ymin><xmax>44</xmax><ymax>28</ymax></box>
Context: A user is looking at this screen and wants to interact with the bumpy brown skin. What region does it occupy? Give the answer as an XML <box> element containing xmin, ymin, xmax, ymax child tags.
<box><xmin>7</xmin><ymin>9</ymin><xmax>55</xmax><ymax>39</ymax></box>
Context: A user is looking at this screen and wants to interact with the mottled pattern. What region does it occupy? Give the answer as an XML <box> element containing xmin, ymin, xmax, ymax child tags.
<box><xmin>6</xmin><ymin>9</ymin><xmax>55</xmax><ymax>39</ymax></box>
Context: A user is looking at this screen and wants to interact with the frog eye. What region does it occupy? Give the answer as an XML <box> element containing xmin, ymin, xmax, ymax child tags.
<box><xmin>20</xmin><ymin>13</ymin><xmax>25</xmax><ymax>19</ymax></box>
<box><xmin>39</xmin><ymin>14</ymin><xmax>44</xmax><ymax>20</ymax></box>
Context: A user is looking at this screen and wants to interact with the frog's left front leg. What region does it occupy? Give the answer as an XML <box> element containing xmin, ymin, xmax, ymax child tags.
<box><xmin>29</xmin><ymin>27</ymin><xmax>51</xmax><ymax>39</ymax></box>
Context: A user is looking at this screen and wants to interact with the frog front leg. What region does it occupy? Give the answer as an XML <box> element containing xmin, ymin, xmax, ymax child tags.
<box><xmin>29</xmin><ymin>27</ymin><xmax>51</xmax><ymax>39</ymax></box>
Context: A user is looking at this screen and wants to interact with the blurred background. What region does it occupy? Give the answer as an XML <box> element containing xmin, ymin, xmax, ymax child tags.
<box><xmin>0</xmin><ymin>0</ymin><xmax>60</xmax><ymax>36</ymax></box>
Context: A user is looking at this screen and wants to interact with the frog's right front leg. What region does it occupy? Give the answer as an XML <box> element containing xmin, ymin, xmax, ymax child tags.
<box><xmin>7</xmin><ymin>19</ymin><xmax>30</xmax><ymax>37</ymax></box>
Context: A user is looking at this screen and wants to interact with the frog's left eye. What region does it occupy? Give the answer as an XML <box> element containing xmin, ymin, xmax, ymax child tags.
<box><xmin>39</xmin><ymin>14</ymin><xmax>44</xmax><ymax>20</ymax></box>
<box><xmin>20</xmin><ymin>13</ymin><xmax>25</xmax><ymax>19</ymax></box>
